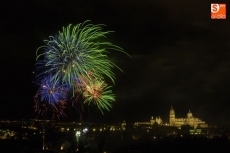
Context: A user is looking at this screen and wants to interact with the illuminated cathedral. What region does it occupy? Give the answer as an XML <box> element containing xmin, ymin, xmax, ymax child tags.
<box><xmin>169</xmin><ymin>106</ymin><xmax>208</xmax><ymax>129</ymax></box>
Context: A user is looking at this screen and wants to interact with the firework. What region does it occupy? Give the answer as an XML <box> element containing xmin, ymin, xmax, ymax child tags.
<box><xmin>73</xmin><ymin>71</ymin><xmax>114</xmax><ymax>113</ymax></box>
<box><xmin>34</xmin><ymin>21</ymin><xmax>128</xmax><ymax>119</ymax></box>
<box><xmin>82</xmin><ymin>79</ymin><xmax>115</xmax><ymax>114</ymax></box>
<box><xmin>34</xmin><ymin>97</ymin><xmax>66</xmax><ymax>120</ymax></box>
<box><xmin>36</xmin><ymin>75</ymin><xmax>68</xmax><ymax>103</ymax></box>
<box><xmin>36</xmin><ymin>21</ymin><xmax>124</xmax><ymax>89</ymax></box>
<box><xmin>34</xmin><ymin>75</ymin><xmax>68</xmax><ymax>119</ymax></box>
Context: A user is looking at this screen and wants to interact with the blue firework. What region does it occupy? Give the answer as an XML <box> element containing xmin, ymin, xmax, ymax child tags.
<box><xmin>36</xmin><ymin>75</ymin><xmax>69</xmax><ymax>104</ymax></box>
<box><xmin>34</xmin><ymin>75</ymin><xmax>70</xmax><ymax>119</ymax></box>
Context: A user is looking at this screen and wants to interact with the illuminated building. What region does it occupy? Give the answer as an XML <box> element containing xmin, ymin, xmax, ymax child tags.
<box><xmin>134</xmin><ymin>116</ymin><xmax>163</xmax><ymax>126</ymax></box>
<box><xmin>169</xmin><ymin>106</ymin><xmax>208</xmax><ymax>129</ymax></box>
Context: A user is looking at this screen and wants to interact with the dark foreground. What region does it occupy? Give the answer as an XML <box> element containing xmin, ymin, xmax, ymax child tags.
<box><xmin>0</xmin><ymin>136</ymin><xmax>229</xmax><ymax>153</ymax></box>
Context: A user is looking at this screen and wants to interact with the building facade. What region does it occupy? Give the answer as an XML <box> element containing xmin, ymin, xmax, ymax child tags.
<box><xmin>169</xmin><ymin>106</ymin><xmax>208</xmax><ymax>129</ymax></box>
<box><xmin>134</xmin><ymin>116</ymin><xmax>163</xmax><ymax>126</ymax></box>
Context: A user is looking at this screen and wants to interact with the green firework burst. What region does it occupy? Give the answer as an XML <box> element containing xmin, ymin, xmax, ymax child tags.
<box><xmin>36</xmin><ymin>21</ymin><xmax>124</xmax><ymax>89</ymax></box>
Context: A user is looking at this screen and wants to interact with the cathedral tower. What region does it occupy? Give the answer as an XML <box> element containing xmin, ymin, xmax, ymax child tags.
<box><xmin>169</xmin><ymin>106</ymin><xmax>175</xmax><ymax>126</ymax></box>
<box><xmin>187</xmin><ymin>110</ymin><xmax>193</xmax><ymax>118</ymax></box>
<box><xmin>187</xmin><ymin>110</ymin><xmax>194</xmax><ymax>127</ymax></box>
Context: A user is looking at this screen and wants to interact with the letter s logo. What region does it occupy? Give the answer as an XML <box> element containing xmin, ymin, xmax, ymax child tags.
<box><xmin>211</xmin><ymin>4</ymin><xmax>220</xmax><ymax>13</ymax></box>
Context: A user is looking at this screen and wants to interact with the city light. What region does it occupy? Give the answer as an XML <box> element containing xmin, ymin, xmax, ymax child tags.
<box><xmin>76</xmin><ymin>131</ymin><xmax>81</xmax><ymax>137</ymax></box>
<box><xmin>83</xmin><ymin>128</ymin><xmax>88</xmax><ymax>133</ymax></box>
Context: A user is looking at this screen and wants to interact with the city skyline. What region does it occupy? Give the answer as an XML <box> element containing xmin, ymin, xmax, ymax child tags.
<box><xmin>1</xmin><ymin>0</ymin><xmax>230</xmax><ymax>125</ymax></box>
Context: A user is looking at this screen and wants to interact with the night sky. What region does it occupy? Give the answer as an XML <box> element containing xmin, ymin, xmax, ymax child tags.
<box><xmin>1</xmin><ymin>0</ymin><xmax>230</xmax><ymax>125</ymax></box>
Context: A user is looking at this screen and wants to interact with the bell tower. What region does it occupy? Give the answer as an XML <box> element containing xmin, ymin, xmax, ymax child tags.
<box><xmin>169</xmin><ymin>106</ymin><xmax>175</xmax><ymax>126</ymax></box>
